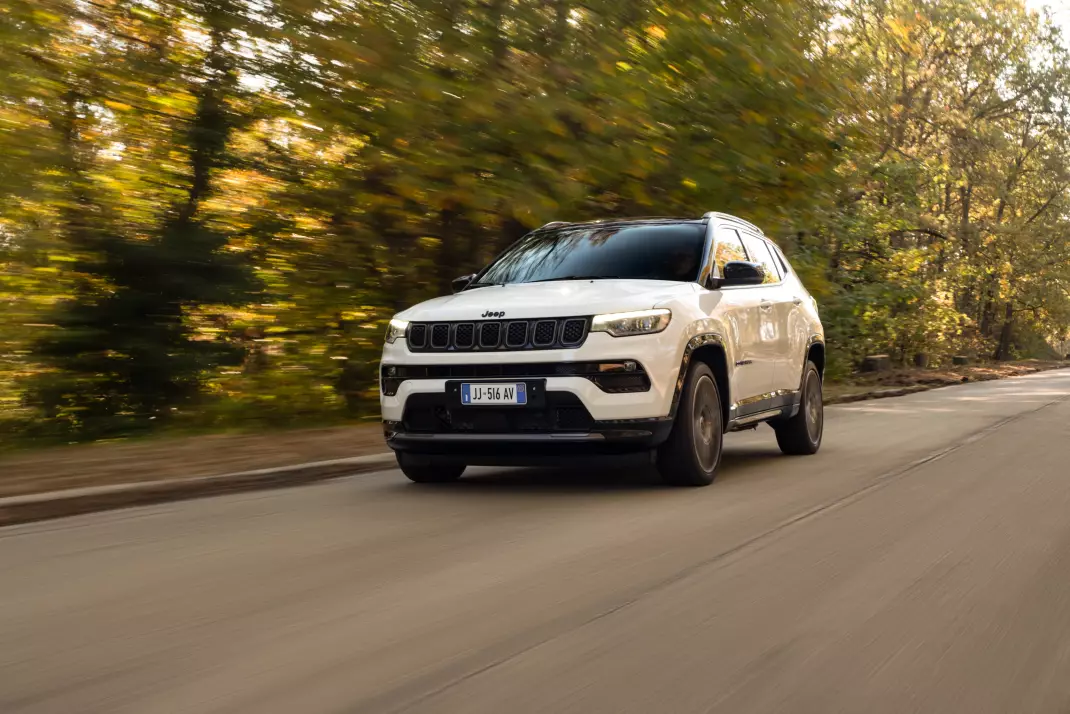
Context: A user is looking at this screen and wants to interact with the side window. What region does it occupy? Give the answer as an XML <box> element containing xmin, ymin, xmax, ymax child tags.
<box><xmin>771</xmin><ymin>243</ymin><xmax>790</xmax><ymax>275</ymax></box>
<box><xmin>741</xmin><ymin>235</ymin><xmax>780</xmax><ymax>284</ymax></box>
<box><xmin>713</xmin><ymin>228</ymin><xmax>748</xmax><ymax>276</ymax></box>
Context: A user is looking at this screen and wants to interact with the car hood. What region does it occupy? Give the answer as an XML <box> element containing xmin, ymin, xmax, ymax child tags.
<box><xmin>397</xmin><ymin>280</ymin><xmax>697</xmax><ymax>322</ymax></box>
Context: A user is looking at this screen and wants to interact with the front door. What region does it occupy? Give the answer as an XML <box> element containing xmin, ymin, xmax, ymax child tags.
<box><xmin>741</xmin><ymin>233</ymin><xmax>795</xmax><ymax>395</ymax></box>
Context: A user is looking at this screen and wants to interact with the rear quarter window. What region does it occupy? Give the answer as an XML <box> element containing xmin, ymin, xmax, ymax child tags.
<box><xmin>741</xmin><ymin>235</ymin><xmax>781</xmax><ymax>284</ymax></box>
<box><xmin>771</xmin><ymin>243</ymin><xmax>791</xmax><ymax>275</ymax></box>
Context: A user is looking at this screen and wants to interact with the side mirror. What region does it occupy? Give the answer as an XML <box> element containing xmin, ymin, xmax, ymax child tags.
<box><xmin>451</xmin><ymin>273</ymin><xmax>476</xmax><ymax>293</ymax></box>
<box><xmin>720</xmin><ymin>261</ymin><xmax>766</xmax><ymax>287</ymax></box>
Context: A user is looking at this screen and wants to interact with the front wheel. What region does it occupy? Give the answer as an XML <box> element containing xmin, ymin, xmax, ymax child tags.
<box><xmin>657</xmin><ymin>362</ymin><xmax>723</xmax><ymax>487</ymax></box>
<box><xmin>396</xmin><ymin>453</ymin><xmax>466</xmax><ymax>483</ymax></box>
<box><xmin>773</xmin><ymin>361</ymin><xmax>823</xmax><ymax>455</ymax></box>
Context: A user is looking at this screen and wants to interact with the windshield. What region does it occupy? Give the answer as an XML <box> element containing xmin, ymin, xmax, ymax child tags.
<box><xmin>474</xmin><ymin>223</ymin><xmax>707</xmax><ymax>286</ymax></box>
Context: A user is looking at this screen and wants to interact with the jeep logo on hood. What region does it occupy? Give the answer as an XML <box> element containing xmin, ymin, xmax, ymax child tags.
<box><xmin>482</xmin><ymin>310</ymin><xmax>505</xmax><ymax>318</ymax></box>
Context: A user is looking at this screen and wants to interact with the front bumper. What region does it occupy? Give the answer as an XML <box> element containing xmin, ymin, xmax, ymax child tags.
<box><xmin>380</xmin><ymin>331</ymin><xmax>680</xmax><ymax>423</ymax></box>
<box><xmin>379</xmin><ymin>330</ymin><xmax>682</xmax><ymax>464</ymax></box>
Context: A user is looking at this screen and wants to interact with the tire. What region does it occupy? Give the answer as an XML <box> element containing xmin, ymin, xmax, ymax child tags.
<box><xmin>773</xmin><ymin>360</ymin><xmax>823</xmax><ymax>455</ymax></box>
<box><xmin>657</xmin><ymin>361</ymin><xmax>723</xmax><ymax>487</ymax></box>
<box><xmin>396</xmin><ymin>452</ymin><xmax>466</xmax><ymax>483</ymax></box>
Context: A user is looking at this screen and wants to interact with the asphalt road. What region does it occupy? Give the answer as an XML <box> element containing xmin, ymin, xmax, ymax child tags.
<box><xmin>3</xmin><ymin>370</ymin><xmax>1070</xmax><ymax>714</ymax></box>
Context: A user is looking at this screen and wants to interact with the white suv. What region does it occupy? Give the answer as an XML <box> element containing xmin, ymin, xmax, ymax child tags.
<box><xmin>380</xmin><ymin>212</ymin><xmax>825</xmax><ymax>486</ymax></box>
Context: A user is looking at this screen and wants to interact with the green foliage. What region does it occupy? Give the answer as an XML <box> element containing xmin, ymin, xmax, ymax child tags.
<box><xmin>2</xmin><ymin>0</ymin><xmax>1070</xmax><ymax>444</ymax></box>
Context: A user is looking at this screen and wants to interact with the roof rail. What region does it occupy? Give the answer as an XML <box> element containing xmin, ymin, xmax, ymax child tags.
<box><xmin>701</xmin><ymin>211</ymin><xmax>763</xmax><ymax>234</ymax></box>
<box><xmin>539</xmin><ymin>221</ymin><xmax>571</xmax><ymax>230</ymax></box>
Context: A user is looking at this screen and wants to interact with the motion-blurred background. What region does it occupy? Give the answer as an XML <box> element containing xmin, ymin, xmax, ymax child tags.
<box><xmin>2</xmin><ymin>0</ymin><xmax>1070</xmax><ymax>446</ymax></box>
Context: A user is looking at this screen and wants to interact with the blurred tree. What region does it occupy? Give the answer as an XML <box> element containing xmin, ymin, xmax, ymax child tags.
<box><xmin>814</xmin><ymin>0</ymin><xmax>1070</xmax><ymax>369</ymax></box>
<box><xmin>11</xmin><ymin>0</ymin><xmax>257</xmax><ymax>437</ymax></box>
<box><xmin>2</xmin><ymin>0</ymin><xmax>1070</xmax><ymax>444</ymax></box>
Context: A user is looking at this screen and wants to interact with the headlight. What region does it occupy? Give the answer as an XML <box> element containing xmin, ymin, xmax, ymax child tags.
<box><xmin>590</xmin><ymin>309</ymin><xmax>671</xmax><ymax>337</ymax></box>
<box><xmin>384</xmin><ymin>318</ymin><xmax>409</xmax><ymax>344</ymax></box>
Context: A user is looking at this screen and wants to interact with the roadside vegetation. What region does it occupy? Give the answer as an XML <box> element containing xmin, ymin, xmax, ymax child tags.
<box><xmin>2</xmin><ymin>0</ymin><xmax>1070</xmax><ymax>448</ymax></box>
<box><xmin>3</xmin><ymin>358</ymin><xmax>1065</xmax><ymax>499</ymax></box>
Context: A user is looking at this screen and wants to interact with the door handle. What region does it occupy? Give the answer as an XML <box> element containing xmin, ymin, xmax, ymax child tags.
<box><xmin>760</xmin><ymin>300</ymin><xmax>773</xmax><ymax>310</ymax></box>
<box><xmin>793</xmin><ymin>297</ymin><xmax>803</xmax><ymax>306</ymax></box>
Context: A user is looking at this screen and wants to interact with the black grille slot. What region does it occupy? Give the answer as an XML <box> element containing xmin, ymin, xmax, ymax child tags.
<box><xmin>556</xmin><ymin>406</ymin><xmax>592</xmax><ymax>431</ymax></box>
<box><xmin>506</xmin><ymin>322</ymin><xmax>529</xmax><ymax>348</ymax></box>
<box><xmin>431</xmin><ymin>324</ymin><xmax>450</xmax><ymax>349</ymax></box>
<box><xmin>408</xmin><ymin>324</ymin><xmax>427</xmax><ymax>348</ymax></box>
<box><xmin>533</xmin><ymin>320</ymin><xmax>557</xmax><ymax>346</ymax></box>
<box><xmin>454</xmin><ymin>323</ymin><xmax>475</xmax><ymax>349</ymax></box>
<box><xmin>402</xmin><ymin>392</ymin><xmax>594</xmax><ymax>434</ymax></box>
<box><xmin>561</xmin><ymin>319</ymin><xmax>586</xmax><ymax>345</ymax></box>
<box><xmin>478</xmin><ymin>322</ymin><xmax>501</xmax><ymax>348</ymax></box>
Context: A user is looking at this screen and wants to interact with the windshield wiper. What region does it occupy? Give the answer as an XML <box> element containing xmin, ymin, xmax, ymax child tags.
<box><xmin>527</xmin><ymin>275</ymin><xmax>621</xmax><ymax>283</ymax></box>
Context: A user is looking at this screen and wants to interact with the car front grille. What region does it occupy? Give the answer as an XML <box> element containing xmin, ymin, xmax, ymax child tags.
<box><xmin>407</xmin><ymin>317</ymin><xmax>589</xmax><ymax>352</ymax></box>
<box><xmin>402</xmin><ymin>392</ymin><xmax>595</xmax><ymax>434</ymax></box>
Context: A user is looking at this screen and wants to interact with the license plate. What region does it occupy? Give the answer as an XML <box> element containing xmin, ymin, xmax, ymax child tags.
<box><xmin>460</xmin><ymin>382</ymin><xmax>527</xmax><ymax>406</ymax></box>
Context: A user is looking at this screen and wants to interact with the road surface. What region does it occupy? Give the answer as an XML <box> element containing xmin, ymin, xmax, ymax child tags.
<box><xmin>3</xmin><ymin>370</ymin><xmax>1070</xmax><ymax>714</ymax></box>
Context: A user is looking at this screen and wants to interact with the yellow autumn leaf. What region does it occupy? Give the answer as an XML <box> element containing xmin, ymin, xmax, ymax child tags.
<box><xmin>546</xmin><ymin>119</ymin><xmax>569</xmax><ymax>137</ymax></box>
<box><xmin>741</xmin><ymin>110</ymin><xmax>768</xmax><ymax>125</ymax></box>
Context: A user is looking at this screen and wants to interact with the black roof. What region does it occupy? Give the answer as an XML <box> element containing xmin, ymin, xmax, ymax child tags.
<box><xmin>535</xmin><ymin>217</ymin><xmax>704</xmax><ymax>232</ymax></box>
<box><xmin>535</xmin><ymin>212</ymin><xmax>764</xmax><ymax>235</ymax></box>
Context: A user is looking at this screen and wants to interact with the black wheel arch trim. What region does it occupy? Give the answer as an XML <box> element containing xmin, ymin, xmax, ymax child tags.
<box><xmin>803</xmin><ymin>335</ymin><xmax>826</xmax><ymax>384</ymax></box>
<box><xmin>669</xmin><ymin>333</ymin><xmax>729</xmax><ymax>419</ymax></box>
<box><xmin>785</xmin><ymin>339</ymin><xmax>825</xmax><ymax>418</ymax></box>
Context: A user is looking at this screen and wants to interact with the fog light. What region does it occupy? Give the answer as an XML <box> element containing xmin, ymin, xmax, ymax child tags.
<box><xmin>598</xmin><ymin>361</ymin><xmax>638</xmax><ymax>373</ymax></box>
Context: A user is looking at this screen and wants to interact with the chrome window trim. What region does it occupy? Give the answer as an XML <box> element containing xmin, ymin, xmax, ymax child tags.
<box><xmin>699</xmin><ymin>223</ymin><xmax>755</xmax><ymax>286</ymax></box>
<box><xmin>696</xmin><ymin>218</ymin><xmax>718</xmax><ymax>285</ymax></box>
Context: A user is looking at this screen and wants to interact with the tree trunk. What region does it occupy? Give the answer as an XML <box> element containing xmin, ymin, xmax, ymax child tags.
<box><xmin>548</xmin><ymin>0</ymin><xmax>570</xmax><ymax>57</ymax></box>
<box><xmin>180</xmin><ymin>24</ymin><xmax>232</xmax><ymax>222</ymax></box>
<box><xmin>994</xmin><ymin>302</ymin><xmax>1014</xmax><ymax>361</ymax></box>
<box><xmin>979</xmin><ymin>280</ymin><xmax>996</xmax><ymax>337</ymax></box>
<box><xmin>436</xmin><ymin>207</ymin><xmax>473</xmax><ymax>297</ymax></box>
<box><xmin>496</xmin><ymin>216</ymin><xmax>529</xmax><ymax>254</ymax></box>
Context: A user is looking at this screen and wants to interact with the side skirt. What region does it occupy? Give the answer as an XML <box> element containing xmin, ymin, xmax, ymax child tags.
<box><xmin>725</xmin><ymin>389</ymin><xmax>800</xmax><ymax>432</ymax></box>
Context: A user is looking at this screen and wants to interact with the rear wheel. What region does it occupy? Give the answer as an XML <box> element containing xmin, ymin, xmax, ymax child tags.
<box><xmin>396</xmin><ymin>453</ymin><xmax>466</xmax><ymax>483</ymax></box>
<box><xmin>657</xmin><ymin>362</ymin><xmax>723</xmax><ymax>487</ymax></box>
<box><xmin>773</xmin><ymin>360</ymin><xmax>823</xmax><ymax>455</ymax></box>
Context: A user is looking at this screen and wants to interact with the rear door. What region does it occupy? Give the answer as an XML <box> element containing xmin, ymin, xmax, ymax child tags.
<box><xmin>740</xmin><ymin>234</ymin><xmax>800</xmax><ymax>394</ymax></box>
<box><xmin>769</xmin><ymin>242</ymin><xmax>811</xmax><ymax>392</ymax></box>
<box><xmin>708</xmin><ymin>227</ymin><xmax>772</xmax><ymax>405</ymax></box>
